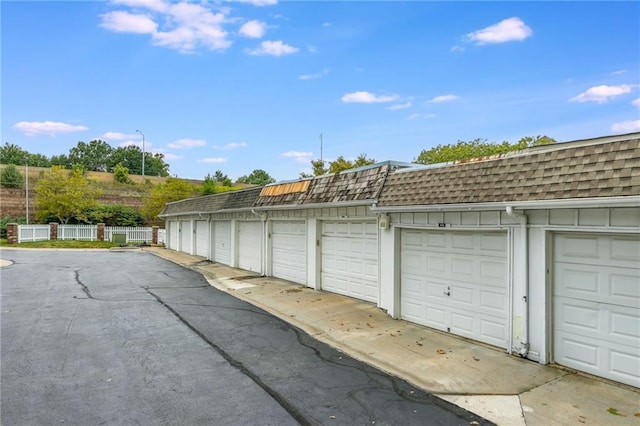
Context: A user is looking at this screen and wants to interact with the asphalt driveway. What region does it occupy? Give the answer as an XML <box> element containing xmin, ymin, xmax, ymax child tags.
<box><xmin>1</xmin><ymin>249</ymin><xmax>490</xmax><ymax>425</ymax></box>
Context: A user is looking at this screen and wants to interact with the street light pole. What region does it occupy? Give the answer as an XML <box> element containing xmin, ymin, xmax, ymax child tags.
<box><xmin>136</xmin><ymin>129</ymin><xmax>145</xmax><ymax>177</ymax></box>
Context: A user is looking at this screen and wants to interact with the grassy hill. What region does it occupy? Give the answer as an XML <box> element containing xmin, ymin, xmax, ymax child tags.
<box><xmin>0</xmin><ymin>164</ymin><xmax>204</xmax><ymax>222</ymax></box>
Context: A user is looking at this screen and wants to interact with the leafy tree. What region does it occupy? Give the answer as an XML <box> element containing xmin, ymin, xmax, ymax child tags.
<box><xmin>35</xmin><ymin>165</ymin><xmax>102</xmax><ymax>224</ymax></box>
<box><xmin>414</xmin><ymin>136</ymin><xmax>557</xmax><ymax>165</ymax></box>
<box><xmin>85</xmin><ymin>205</ymin><xmax>144</xmax><ymax>226</ymax></box>
<box><xmin>213</xmin><ymin>170</ymin><xmax>233</xmax><ymax>187</ymax></box>
<box><xmin>141</xmin><ymin>177</ymin><xmax>196</xmax><ymax>221</ymax></box>
<box><xmin>0</xmin><ymin>143</ymin><xmax>29</xmax><ymax>165</ymax></box>
<box><xmin>308</xmin><ymin>153</ymin><xmax>376</xmax><ymax>176</ymax></box>
<box><xmin>113</xmin><ymin>162</ymin><xmax>133</xmax><ymax>184</ymax></box>
<box><xmin>68</xmin><ymin>140</ymin><xmax>113</xmax><ymax>172</ymax></box>
<box><xmin>236</xmin><ymin>169</ymin><xmax>275</xmax><ymax>186</ymax></box>
<box><xmin>27</xmin><ymin>153</ymin><xmax>51</xmax><ymax>167</ymax></box>
<box><xmin>107</xmin><ymin>146</ymin><xmax>170</xmax><ymax>176</ymax></box>
<box><xmin>50</xmin><ymin>154</ymin><xmax>71</xmax><ymax>168</ymax></box>
<box><xmin>0</xmin><ymin>164</ymin><xmax>23</xmax><ymax>188</ymax></box>
<box><xmin>201</xmin><ymin>174</ymin><xmax>218</xmax><ymax>195</ymax></box>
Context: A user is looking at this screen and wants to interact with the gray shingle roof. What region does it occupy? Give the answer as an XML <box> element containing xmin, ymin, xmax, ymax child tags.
<box><xmin>377</xmin><ymin>135</ymin><xmax>640</xmax><ymax>207</ymax></box>
<box><xmin>158</xmin><ymin>187</ymin><xmax>261</xmax><ymax>217</ymax></box>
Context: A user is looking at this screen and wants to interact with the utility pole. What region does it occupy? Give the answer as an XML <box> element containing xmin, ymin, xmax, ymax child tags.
<box><xmin>136</xmin><ymin>129</ymin><xmax>145</xmax><ymax>177</ymax></box>
<box><xmin>320</xmin><ymin>133</ymin><xmax>323</xmax><ymax>163</ymax></box>
<box><xmin>25</xmin><ymin>161</ymin><xmax>29</xmax><ymax>224</ymax></box>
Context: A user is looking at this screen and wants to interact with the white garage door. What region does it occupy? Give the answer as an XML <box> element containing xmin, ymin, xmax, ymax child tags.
<box><xmin>168</xmin><ymin>221</ymin><xmax>178</xmax><ymax>250</ymax></box>
<box><xmin>238</xmin><ymin>221</ymin><xmax>262</xmax><ymax>273</ymax></box>
<box><xmin>400</xmin><ymin>230</ymin><xmax>508</xmax><ymax>348</ymax></box>
<box><xmin>554</xmin><ymin>233</ymin><xmax>640</xmax><ymax>387</ymax></box>
<box><xmin>321</xmin><ymin>221</ymin><xmax>378</xmax><ymax>303</ymax></box>
<box><xmin>212</xmin><ymin>221</ymin><xmax>231</xmax><ymax>265</ymax></box>
<box><xmin>271</xmin><ymin>221</ymin><xmax>307</xmax><ymax>285</ymax></box>
<box><xmin>194</xmin><ymin>220</ymin><xmax>209</xmax><ymax>258</ymax></box>
<box><xmin>180</xmin><ymin>220</ymin><xmax>192</xmax><ymax>254</ymax></box>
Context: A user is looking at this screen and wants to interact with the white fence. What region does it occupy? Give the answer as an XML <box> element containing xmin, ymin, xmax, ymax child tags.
<box><xmin>17</xmin><ymin>225</ymin><xmax>50</xmax><ymax>243</ymax></box>
<box><xmin>105</xmin><ymin>226</ymin><xmax>153</xmax><ymax>243</ymax></box>
<box><xmin>16</xmin><ymin>224</ymin><xmax>163</xmax><ymax>244</ymax></box>
<box><xmin>59</xmin><ymin>225</ymin><xmax>97</xmax><ymax>241</ymax></box>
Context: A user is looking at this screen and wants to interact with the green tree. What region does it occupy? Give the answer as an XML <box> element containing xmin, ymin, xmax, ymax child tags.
<box><xmin>35</xmin><ymin>165</ymin><xmax>102</xmax><ymax>224</ymax></box>
<box><xmin>0</xmin><ymin>164</ymin><xmax>23</xmax><ymax>188</ymax></box>
<box><xmin>0</xmin><ymin>143</ymin><xmax>29</xmax><ymax>165</ymax></box>
<box><xmin>310</xmin><ymin>159</ymin><xmax>328</xmax><ymax>176</ymax></box>
<box><xmin>68</xmin><ymin>140</ymin><xmax>114</xmax><ymax>172</ymax></box>
<box><xmin>85</xmin><ymin>205</ymin><xmax>144</xmax><ymax>226</ymax></box>
<box><xmin>113</xmin><ymin>162</ymin><xmax>133</xmax><ymax>184</ymax></box>
<box><xmin>107</xmin><ymin>146</ymin><xmax>170</xmax><ymax>176</ymax></box>
<box><xmin>50</xmin><ymin>154</ymin><xmax>71</xmax><ymax>168</ymax></box>
<box><xmin>213</xmin><ymin>170</ymin><xmax>232</xmax><ymax>186</ymax></box>
<box><xmin>201</xmin><ymin>174</ymin><xmax>218</xmax><ymax>195</ymax></box>
<box><xmin>414</xmin><ymin>136</ymin><xmax>557</xmax><ymax>165</ymax></box>
<box><xmin>141</xmin><ymin>177</ymin><xmax>196</xmax><ymax>221</ymax></box>
<box><xmin>236</xmin><ymin>169</ymin><xmax>275</xmax><ymax>186</ymax></box>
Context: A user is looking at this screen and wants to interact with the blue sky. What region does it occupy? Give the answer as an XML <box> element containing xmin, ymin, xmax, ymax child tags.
<box><xmin>2</xmin><ymin>1</ymin><xmax>639</xmax><ymax>182</ymax></box>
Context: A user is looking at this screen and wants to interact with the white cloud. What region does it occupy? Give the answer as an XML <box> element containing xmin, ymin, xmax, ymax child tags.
<box><xmin>450</xmin><ymin>45</ymin><xmax>465</xmax><ymax>53</ymax></box>
<box><xmin>100</xmin><ymin>11</ymin><xmax>158</xmax><ymax>34</ymax></box>
<box><xmin>247</xmin><ymin>40</ymin><xmax>298</xmax><ymax>56</ymax></box>
<box><xmin>466</xmin><ymin>17</ymin><xmax>532</xmax><ymax>45</ymax></box>
<box><xmin>611</xmin><ymin>120</ymin><xmax>640</xmax><ymax>133</ymax></box>
<box><xmin>322</xmin><ymin>22</ymin><xmax>331</xmax><ymax>28</ymax></box>
<box><xmin>227</xmin><ymin>0</ymin><xmax>277</xmax><ymax>6</ymax></box>
<box><xmin>632</xmin><ymin>98</ymin><xmax>640</xmax><ymax>107</ymax></box>
<box><xmin>102</xmin><ymin>131</ymin><xmax>138</xmax><ymax>140</ymax></box>
<box><xmin>14</xmin><ymin>121</ymin><xmax>88</xmax><ymax>136</ymax></box>
<box><xmin>119</xmin><ymin>140</ymin><xmax>152</xmax><ymax>149</ymax></box>
<box><xmin>239</xmin><ymin>20</ymin><xmax>266</xmax><ymax>38</ymax></box>
<box><xmin>199</xmin><ymin>157</ymin><xmax>228</xmax><ymax>164</ymax></box>
<box><xmin>611</xmin><ymin>69</ymin><xmax>627</xmax><ymax>76</ymax></box>
<box><xmin>281</xmin><ymin>151</ymin><xmax>313</xmax><ymax>164</ymax></box>
<box><xmin>100</xmin><ymin>2</ymin><xmax>231</xmax><ymax>53</ymax></box>
<box><xmin>387</xmin><ymin>101</ymin><xmax>412</xmax><ymax>110</ymax></box>
<box><xmin>570</xmin><ymin>84</ymin><xmax>633</xmax><ymax>103</ymax></box>
<box><xmin>162</xmin><ymin>153</ymin><xmax>182</xmax><ymax>160</ymax></box>
<box><xmin>407</xmin><ymin>113</ymin><xmax>435</xmax><ymax>121</ymax></box>
<box><xmin>429</xmin><ymin>94</ymin><xmax>459</xmax><ymax>103</ymax></box>
<box><xmin>341</xmin><ymin>91</ymin><xmax>400</xmax><ymax>103</ymax></box>
<box><xmin>298</xmin><ymin>68</ymin><xmax>330</xmax><ymax>80</ymax></box>
<box><xmin>167</xmin><ymin>138</ymin><xmax>206</xmax><ymax>149</ymax></box>
<box><xmin>213</xmin><ymin>142</ymin><xmax>248</xmax><ymax>150</ymax></box>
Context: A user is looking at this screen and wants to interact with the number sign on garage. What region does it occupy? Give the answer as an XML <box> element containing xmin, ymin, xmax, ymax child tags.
<box><xmin>400</xmin><ymin>230</ymin><xmax>508</xmax><ymax>348</ymax></box>
<box><xmin>271</xmin><ymin>221</ymin><xmax>307</xmax><ymax>285</ymax></box>
<box><xmin>321</xmin><ymin>221</ymin><xmax>378</xmax><ymax>303</ymax></box>
<box><xmin>553</xmin><ymin>233</ymin><xmax>640</xmax><ymax>387</ymax></box>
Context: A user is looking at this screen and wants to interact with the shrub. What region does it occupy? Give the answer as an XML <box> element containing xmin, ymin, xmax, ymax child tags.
<box><xmin>0</xmin><ymin>216</ymin><xmax>26</xmax><ymax>239</ymax></box>
<box><xmin>0</xmin><ymin>164</ymin><xmax>23</xmax><ymax>188</ymax></box>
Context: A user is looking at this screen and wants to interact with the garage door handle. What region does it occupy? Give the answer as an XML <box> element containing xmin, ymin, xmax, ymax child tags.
<box><xmin>443</xmin><ymin>286</ymin><xmax>450</xmax><ymax>297</ymax></box>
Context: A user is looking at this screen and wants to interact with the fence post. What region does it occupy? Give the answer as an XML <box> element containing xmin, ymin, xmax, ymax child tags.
<box><xmin>97</xmin><ymin>223</ymin><xmax>105</xmax><ymax>241</ymax></box>
<box><xmin>6</xmin><ymin>223</ymin><xmax>19</xmax><ymax>244</ymax></box>
<box><xmin>50</xmin><ymin>223</ymin><xmax>59</xmax><ymax>241</ymax></box>
<box><xmin>152</xmin><ymin>226</ymin><xmax>159</xmax><ymax>245</ymax></box>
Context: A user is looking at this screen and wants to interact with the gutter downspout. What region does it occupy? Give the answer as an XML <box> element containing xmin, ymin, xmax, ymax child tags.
<box><xmin>506</xmin><ymin>206</ymin><xmax>529</xmax><ymax>357</ymax></box>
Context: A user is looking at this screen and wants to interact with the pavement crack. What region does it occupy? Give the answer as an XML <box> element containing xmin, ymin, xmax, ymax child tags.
<box><xmin>144</xmin><ymin>287</ymin><xmax>312</xmax><ymax>426</ymax></box>
<box><xmin>74</xmin><ymin>270</ymin><xmax>95</xmax><ymax>300</ymax></box>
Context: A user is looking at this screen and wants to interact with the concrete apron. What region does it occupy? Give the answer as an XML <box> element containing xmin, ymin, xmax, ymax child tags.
<box><xmin>142</xmin><ymin>248</ymin><xmax>640</xmax><ymax>426</ymax></box>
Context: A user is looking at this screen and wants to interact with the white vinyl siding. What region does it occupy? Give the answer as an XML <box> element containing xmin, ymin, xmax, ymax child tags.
<box><xmin>321</xmin><ymin>221</ymin><xmax>378</xmax><ymax>303</ymax></box>
<box><xmin>271</xmin><ymin>221</ymin><xmax>307</xmax><ymax>285</ymax></box>
<box><xmin>553</xmin><ymin>233</ymin><xmax>640</xmax><ymax>387</ymax></box>
<box><xmin>212</xmin><ymin>221</ymin><xmax>231</xmax><ymax>266</ymax></box>
<box><xmin>400</xmin><ymin>230</ymin><xmax>509</xmax><ymax>349</ymax></box>
<box><xmin>194</xmin><ymin>220</ymin><xmax>208</xmax><ymax>257</ymax></box>
<box><xmin>238</xmin><ymin>221</ymin><xmax>262</xmax><ymax>273</ymax></box>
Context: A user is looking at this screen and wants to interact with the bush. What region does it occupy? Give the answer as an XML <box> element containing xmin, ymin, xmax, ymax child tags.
<box><xmin>0</xmin><ymin>164</ymin><xmax>23</xmax><ymax>188</ymax></box>
<box><xmin>86</xmin><ymin>205</ymin><xmax>144</xmax><ymax>226</ymax></box>
<box><xmin>0</xmin><ymin>216</ymin><xmax>26</xmax><ymax>239</ymax></box>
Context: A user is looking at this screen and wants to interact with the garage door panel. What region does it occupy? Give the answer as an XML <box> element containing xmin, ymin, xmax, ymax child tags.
<box><xmin>213</xmin><ymin>221</ymin><xmax>231</xmax><ymax>265</ymax></box>
<box><xmin>180</xmin><ymin>221</ymin><xmax>192</xmax><ymax>254</ymax></box>
<box><xmin>271</xmin><ymin>220</ymin><xmax>306</xmax><ymax>284</ymax></box>
<box><xmin>401</xmin><ymin>229</ymin><xmax>508</xmax><ymax>348</ymax></box>
<box><xmin>321</xmin><ymin>221</ymin><xmax>378</xmax><ymax>303</ymax></box>
<box><xmin>238</xmin><ymin>221</ymin><xmax>262</xmax><ymax>273</ymax></box>
<box><xmin>554</xmin><ymin>233</ymin><xmax>640</xmax><ymax>387</ymax></box>
<box><xmin>195</xmin><ymin>220</ymin><xmax>208</xmax><ymax>257</ymax></box>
